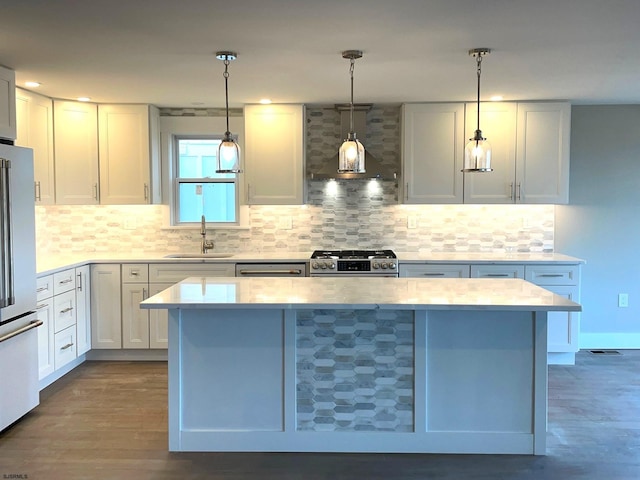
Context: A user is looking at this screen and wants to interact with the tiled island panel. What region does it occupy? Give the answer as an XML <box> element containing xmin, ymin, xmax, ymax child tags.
<box><xmin>296</xmin><ymin>309</ymin><xmax>414</xmax><ymax>432</ymax></box>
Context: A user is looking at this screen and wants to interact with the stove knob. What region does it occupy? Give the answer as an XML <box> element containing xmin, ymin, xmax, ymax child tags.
<box><xmin>381</xmin><ymin>262</ymin><xmax>388</xmax><ymax>269</ymax></box>
<box><xmin>320</xmin><ymin>262</ymin><xmax>327</xmax><ymax>269</ymax></box>
<box><xmin>389</xmin><ymin>262</ymin><xmax>397</xmax><ymax>269</ymax></box>
<box><xmin>329</xmin><ymin>262</ymin><xmax>336</xmax><ymax>269</ymax></box>
<box><xmin>312</xmin><ymin>262</ymin><xmax>319</xmax><ymax>269</ymax></box>
<box><xmin>372</xmin><ymin>262</ymin><xmax>380</xmax><ymax>269</ymax></box>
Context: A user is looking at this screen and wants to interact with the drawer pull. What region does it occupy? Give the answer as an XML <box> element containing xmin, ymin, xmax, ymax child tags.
<box><xmin>37</xmin><ymin>286</ymin><xmax>50</xmax><ymax>293</ymax></box>
<box><xmin>130</xmin><ymin>271</ymin><xmax>139</xmax><ymax>276</ymax></box>
<box><xmin>423</xmin><ymin>273</ymin><xmax>445</xmax><ymax>276</ymax></box>
<box><xmin>58</xmin><ymin>278</ymin><xmax>73</xmax><ymax>285</ymax></box>
<box><xmin>59</xmin><ymin>307</ymin><xmax>74</xmax><ymax>314</ymax></box>
<box><xmin>60</xmin><ymin>342</ymin><xmax>74</xmax><ymax>351</ymax></box>
<box><xmin>484</xmin><ymin>273</ymin><xmax>510</xmax><ymax>277</ymax></box>
<box><xmin>538</xmin><ymin>274</ymin><xmax>564</xmax><ymax>278</ymax></box>
<box><xmin>36</xmin><ymin>303</ymin><xmax>49</xmax><ymax>310</ymax></box>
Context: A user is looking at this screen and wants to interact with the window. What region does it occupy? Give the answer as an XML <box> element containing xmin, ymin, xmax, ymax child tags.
<box><xmin>173</xmin><ymin>137</ymin><xmax>239</xmax><ymax>225</ymax></box>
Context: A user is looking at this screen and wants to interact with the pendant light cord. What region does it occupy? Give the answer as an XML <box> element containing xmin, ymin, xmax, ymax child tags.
<box><xmin>349</xmin><ymin>57</ymin><xmax>355</xmax><ymax>135</ymax></box>
<box><xmin>223</xmin><ymin>57</ymin><xmax>230</xmax><ymax>135</ymax></box>
<box><xmin>476</xmin><ymin>53</ymin><xmax>482</xmax><ymax>134</ymax></box>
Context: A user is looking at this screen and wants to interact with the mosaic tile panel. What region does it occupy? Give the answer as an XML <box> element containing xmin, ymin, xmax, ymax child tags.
<box><xmin>296</xmin><ymin>309</ymin><xmax>414</xmax><ymax>432</ymax></box>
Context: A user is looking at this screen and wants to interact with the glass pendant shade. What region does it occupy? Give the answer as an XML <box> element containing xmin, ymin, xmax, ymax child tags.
<box><xmin>463</xmin><ymin>130</ymin><xmax>492</xmax><ymax>172</ymax></box>
<box><xmin>338</xmin><ymin>135</ymin><xmax>365</xmax><ymax>173</ymax></box>
<box><xmin>216</xmin><ymin>134</ymin><xmax>242</xmax><ymax>173</ymax></box>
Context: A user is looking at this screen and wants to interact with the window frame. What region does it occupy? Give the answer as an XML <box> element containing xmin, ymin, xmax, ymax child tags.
<box><xmin>172</xmin><ymin>134</ymin><xmax>240</xmax><ymax>227</ymax></box>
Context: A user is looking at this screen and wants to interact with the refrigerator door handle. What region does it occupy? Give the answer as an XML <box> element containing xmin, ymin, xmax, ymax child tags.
<box><xmin>0</xmin><ymin>158</ymin><xmax>15</xmax><ymax>309</ymax></box>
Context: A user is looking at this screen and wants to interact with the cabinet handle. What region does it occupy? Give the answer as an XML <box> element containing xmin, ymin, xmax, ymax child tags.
<box><xmin>509</xmin><ymin>182</ymin><xmax>514</xmax><ymax>201</ymax></box>
<box><xmin>143</xmin><ymin>288</ymin><xmax>148</xmax><ymax>300</ymax></box>
<box><xmin>77</xmin><ymin>272</ymin><xmax>83</xmax><ymax>292</ymax></box>
<box><xmin>37</xmin><ymin>286</ymin><xmax>50</xmax><ymax>293</ymax></box>
<box><xmin>60</xmin><ymin>342</ymin><xmax>74</xmax><ymax>351</ymax></box>
<box><xmin>144</xmin><ymin>183</ymin><xmax>149</xmax><ymax>202</ymax></box>
<box><xmin>516</xmin><ymin>182</ymin><xmax>522</xmax><ymax>201</ymax></box>
<box><xmin>538</xmin><ymin>274</ymin><xmax>564</xmax><ymax>278</ymax></box>
<box><xmin>247</xmin><ymin>183</ymin><xmax>251</xmax><ymax>203</ymax></box>
<box><xmin>405</xmin><ymin>182</ymin><xmax>409</xmax><ymax>201</ymax></box>
<box><xmin>423</xmin><ymin>272</ymin><xmax>445</xmax><ymax>276</ymax></box>
<box><xmin>93</xmin><ymin>183</ymin><xmax>98</xmax><ymax>200</ymax></box>
<box><xmin>483</xmin><ymin>273</ymin><xmax>510</xmax><ymax>277</ymax></box>
<box><xmin>58</xmin><ymin>278</ymin><xmax>73</xmax><ymax>285</ymax></box>
<box><xmin>60</xmin><ymin>307</ymin><xmax>74</xmax><ymax>314</ymax></box>
<box><xmin>36</xmin><ymin>303</ymin><xmax>49</xmax><ymax>310</ymax></box>
<box><xmin>35</xmin><ymin>181</ymin><xmax>42</xmax><ymax>202</ymax></box>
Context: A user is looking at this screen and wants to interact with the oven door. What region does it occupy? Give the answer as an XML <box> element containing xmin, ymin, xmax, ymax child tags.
<box><xmin>235</xmin><ymin>263</ymin><xmax>307</xmax><ymax>277</ymax></box>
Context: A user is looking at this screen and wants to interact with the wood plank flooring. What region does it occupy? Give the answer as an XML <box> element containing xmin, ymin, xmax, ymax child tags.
<box><xmin>1</xmin><ymin>351</ymin><xmax>639</xmax><ymax>479</ymax></box>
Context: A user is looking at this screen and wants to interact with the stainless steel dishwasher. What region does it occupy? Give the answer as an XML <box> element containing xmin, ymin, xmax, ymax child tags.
<box><xmin>235</xmin><ymin>263</ymin><xmax>308</xmax><ymax>277</ymax></box>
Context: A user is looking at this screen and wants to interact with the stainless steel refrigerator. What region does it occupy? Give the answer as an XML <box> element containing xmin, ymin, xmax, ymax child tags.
<box><xmin>0</xmin><ymin>143</ymin><xmax>39</xmax><ymax>431</ymax></box>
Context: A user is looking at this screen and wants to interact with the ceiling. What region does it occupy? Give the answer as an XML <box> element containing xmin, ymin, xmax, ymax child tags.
<box><xmin>1</xmin><ymin>0</ymin><xmax>639</xmax><ymax>108</ymax></box>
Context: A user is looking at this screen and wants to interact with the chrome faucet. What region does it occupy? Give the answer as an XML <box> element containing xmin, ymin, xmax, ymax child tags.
<box><xmin>200</xmin><ymin>215</ymin><xmax>215</xmax><ymax>254</ymax></box>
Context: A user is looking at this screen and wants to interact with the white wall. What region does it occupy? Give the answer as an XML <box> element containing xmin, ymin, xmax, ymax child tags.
<box><xmin>556</xmin><ymin>105</ymin><xmax>640</xmax><ymax>348</ymax></box>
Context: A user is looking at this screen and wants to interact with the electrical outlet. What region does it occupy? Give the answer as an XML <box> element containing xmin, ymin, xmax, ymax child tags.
<box><xmin>124</xmin><ymin>218</ymin><xmax>136</xmax><ymax>230</ymax></box>
<box><xmin>407</xmin><ymin>216</ymin><xmax>417</xmax><ymax>229</ymax></box>
<box><xmin>618</xmin><ymin>293</ymin><xmax>629</xmax><ymax>308</ymax></box>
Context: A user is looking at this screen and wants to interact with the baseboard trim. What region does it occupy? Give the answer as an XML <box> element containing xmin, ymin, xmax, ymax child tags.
<box><xmin>39</xmin><ymin>354</ymin><xmax>86</xmax><ymax>391</ymax></box>
<box><xmin>86</xmin><ymin>349</ymin><xmax>168</xmax><ymax>361</ymax></box>
<box><xmin>580</xmin><ymin>333</ymin><xmax>640</xmax><ymax>350</ymax></box>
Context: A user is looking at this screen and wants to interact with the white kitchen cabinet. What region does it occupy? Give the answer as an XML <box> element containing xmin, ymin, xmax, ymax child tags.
<box><xmin>515</xmin><ymin>103</ymin><xmax>571</xmax><ymax>204</ymax></box>
<box><xmin>470</xmin><ymin>264</ymin><xmax>525</xmax><ymax>279</ymax></box>
<box><xmin>36</xmin><ymin>275</ymin><xmax>55</xmax><ymax>380</ymax></box>
<box><xmin>75</xmin><ymin>265</ymin><xmax>91</xmax><ymax>356</ymax></box>
<box><xmin>401</xmin><ymin>103</ymin><xmax>465</xmax><ymax>204</ymax></box>
<box><xmin>148</xmin><ymin>263</ymin><xmax>235</xmax><ymax>282</ymax></box>
<box><xmin>244</xmin><ymin>104</ymin><xmax>305</xmax><ymax>205</ymax></box>
<box><xmin>463</xmin><ymin>102</ymin><xmax>517</xmax><ymax>204</ymax></box>
<box><xmin>525</xmin><ymin>264</ymin><xmax>581</xmax><ymax>364</ymax></box>
<box><xmin>98</xmin><ymin>104</ymin><xmax>160</xmax><ymax>205</ymax></box>
<box><xmin>399</xmin><ymin>264</ymin><xmax>471</xmax><ymax>278</ymax></box>
<box><xmin>15</xmin><ymin>88</ymin><xmax>55</xmax><ymax>204</ymax></box>
<box><xmin>121</xmin><ymin>264</ymin><xmax>150</xmax><ymax>349</ymax></box>
<box><xmin>90</xmin><ymin>264</ymin><xmax>122</xmax><ymax>349</ymax></box>
<box><xmin>54</xmin><ymin>325</ymin><xmax>77</xmax><ymax>370</ymax></box>
<box><xmin>53</xmin><ymin>100</ymin><xmax>99</xmax><ymax>204</ymax></box>
<box><xmin>0</xmin><ymin>65</ymin><xmax>16</xmax><ymax>141</ymax></box>
<box><xmin>149</xmin><ymin>283</ymin><xmax>172</xmax><ymax>348</ymax></box>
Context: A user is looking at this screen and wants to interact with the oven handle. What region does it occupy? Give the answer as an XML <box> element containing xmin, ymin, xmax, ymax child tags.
<box><xmin>237</xmin><ymin>269</ymin><xmax>304</xmax><ymax>276</ymax></box>
<box><xmin>0</xmin><ymin>320</ymin><xmax>43</xmax><ymax>344</ymax></box>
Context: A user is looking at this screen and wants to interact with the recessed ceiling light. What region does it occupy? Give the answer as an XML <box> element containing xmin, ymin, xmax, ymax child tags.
<box><xmin>77</xmin><ymin>97</ymin><xmax>91</xmax><ymax>102</ymax></box>
<box><xmin>259</xmin><ymin>98</ymin><xmax>272</xmax><ymax>105</ymax></box>
<box><xmin>25</xmin><ymin>81</ymin><xmax>41</xmax><ymax>88</ymax></box>
<box><xmin>490</xmin><ymin>95</ymin><xmax>504</xmax><ymax>101</ymax></box>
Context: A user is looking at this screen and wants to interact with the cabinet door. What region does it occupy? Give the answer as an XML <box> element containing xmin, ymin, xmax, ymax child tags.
<box><xmin>0</xmin><ymin>65</ymin><xmax>16</xmax><ymax>141</ymax></box>
<box><xmin>35</xmin><ymin>300</ymin><xmax>55</xmax><ymax>380</ymax></box>
<box><xmin>53</xmin><ymin>100</ymin><xmax>99</xmax><ymax>204</ymax></box>
<box><xmin>149</xmin><ymin>283</ymin><xmax>172</xmax><ymax>349</ymax></box>
<box><xmin>464</xmin><ymin>102</ymin><xmax>517</xmax><ymax>204</ymax></box>
<box><xmin>244</xmin><ymin>104</ymin><xmax>305</xmax><ymax>205</ymax></box>
<box><xmin>543</xmin><ymin>285</ymin><xmax>580</xmax><ymax>353</ymax></box>
<box><xmin>15</xmin><ymin>88</ymin><xmax>55</xmax><ymax>204</ymax></box>
<box><xmin>470</xmin><ymin>264</ymin><xmax>524</xmax><ymax>279</ymax></box>
<box><xmin>399</xmin><ymin>264</ymin><xmax>470</xmax><ymax>278</ymax></box>
<box><xmin>516</xmin><ymin>102</ymin><xmax>571</xmax><ymax>204</ymax></box>
<box><xmin>75</xmin><ymin>265</ymin><xmax>91</xmax><ymax>356</ymax></box>
<box><xmin>98</xmin><ymin>104</ymin><xmax>152</xmax><ymax>205</ymax></box>
<box><xmin>401</xmin><ymin>103</ymin><xmax>464</xmax><ymax>204</ymax></box>
<box><xmin>54</xmin><ymin>325</ymin><xmax>77</xmax><ymax>370</ymax></box>
<box><xmin>122</xmin><ymin>283</ymin><xmax>150</xmax><ymax>349</ymax></box>
<box><xmin>90</xmin><ymin>264</ymin><xmax>122</xmax><ymax>349</ymax></box>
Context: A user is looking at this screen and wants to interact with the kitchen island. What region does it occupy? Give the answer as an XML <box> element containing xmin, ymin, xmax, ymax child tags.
<box><xmin>140</xmin><ymin>276</ymin><xmax>581</xmax><ymax>455</ymax></box>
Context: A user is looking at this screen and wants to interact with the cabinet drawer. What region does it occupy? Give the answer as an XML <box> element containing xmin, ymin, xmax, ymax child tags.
<box><xmin>149</xmin><ymin>263</ymin><xmax>235</xmax><ymax>283</ymax></box>
<box><xmin>53</xmin><ymin>269</ymin><xmax>76</xmax><ymax>294</ymax></box>
<box><xmin>525</xmin><ymin>265</ymin><xmax>580</xmax><ymax>286</ymax></box>
<box><xmin>399</xmin><ymin>264</ymin><xmax>470</xmax><ymax>278</ymax></box>
<box><xmin>54</xmin><ymin>325</ymin><xmax>76</xmax><ymax>370</ymax></box>
<box><xmin>53</xmin><ymin>290</ymin><xmax>76</xmax><ymax>333</ymax></box>
<box><xmin>471</xmin><ymin>265</ymin><xmax>524</xmax><ymax>279</ymax></box>
<box><xmin>122</xmin><ymin>263</ymin><xmax>149</xmax><ymax>283</ymax></box>
<box><xmin>37</xmin><ymin>275</ymin><xmax>54</xmax><ymax>301</ymax></box>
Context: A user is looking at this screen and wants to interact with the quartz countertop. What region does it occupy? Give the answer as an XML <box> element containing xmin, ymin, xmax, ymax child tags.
<box><xmin>140</xmin><ymin>276</ymin><xmax>582</xmax><ymax>312</ymax></box>
<box><xmin>37</xmin><ymin>251</ymin><xmax>584</xmax><ymax>276</ymax></box>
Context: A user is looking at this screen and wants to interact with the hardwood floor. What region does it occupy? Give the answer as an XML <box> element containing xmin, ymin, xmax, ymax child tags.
<box><xmin>1</xmin><ymin>351</ymin><xmax>639</xmax><ymax>479</ymax></box>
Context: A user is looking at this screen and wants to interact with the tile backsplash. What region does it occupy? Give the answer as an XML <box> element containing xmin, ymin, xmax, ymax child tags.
<box><xmin>35</xmin><ymin>202</ymin><xmax>554</xmax><ymax>256</ymax></box>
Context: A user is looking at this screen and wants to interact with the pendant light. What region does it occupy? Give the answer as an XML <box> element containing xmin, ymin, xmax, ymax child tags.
<box><xmin>215</xmin><ymin>51</ymin><xmax>242</xmax><ymax>173</ymax></box>
<box><xmin>463</xmin><ymin>48</ymin><xmax>493</xmax><ymax>172</ymax></box>
<box><xmin>338</xmin><ymin>50</ymin><xmax>366</xmax><ymax>173</ymax></box>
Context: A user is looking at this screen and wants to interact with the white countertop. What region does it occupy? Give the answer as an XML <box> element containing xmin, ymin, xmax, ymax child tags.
<box><xmin>36</xmin><ymin>251</ymin><xmax>584</xmax><ymax>276</ymax></box>
<box><xmin>140</xmin><ymin>276</ymin><xmax>582</xmax><ymax>312</ymax></box>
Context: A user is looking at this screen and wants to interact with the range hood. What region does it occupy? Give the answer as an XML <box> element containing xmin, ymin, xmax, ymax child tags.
<box><xmin>310</xmin><ymin>105</ymin><xmax>398</xmax><ymax>180</ymax></box>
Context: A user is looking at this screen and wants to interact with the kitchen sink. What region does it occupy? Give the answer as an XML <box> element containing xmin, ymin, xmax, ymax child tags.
<box><xmin>164</xmin><ymin>253</ymin><xmax>235</xmax><ymax>259</ymax></box>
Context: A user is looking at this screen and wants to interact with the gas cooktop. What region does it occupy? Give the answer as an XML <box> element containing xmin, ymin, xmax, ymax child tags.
<box><xmin>310</xmin><ymin>249</ymin><xmax>397</xmax><ymax>260</ymax></box>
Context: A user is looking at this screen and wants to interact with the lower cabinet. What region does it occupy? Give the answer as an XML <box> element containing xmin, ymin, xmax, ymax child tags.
<box><xmin>36</xmin><ymin>276</ymin><xmax>55</xmax><ymax>379</ymax></box>
<box><xmin>90</xmin><ymin>264</ymin><xmax>122</xmax><ymax>349</ymax></box>
<box><xmin>399</xmin><ymin>261</ymin><xmax>582</xmax><ymax>364</ymax></box>
<box><xmin>122</xmin><ymin>264</ymin><xmax>151</xmax><ymax>349</ymax></box>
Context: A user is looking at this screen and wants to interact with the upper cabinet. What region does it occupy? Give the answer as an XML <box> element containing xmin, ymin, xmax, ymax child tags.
<box><xmin>401</xmin><ymin>103</ymin><xmax>465</xmax><ymax>204</ymax></box>
<box><xmin>15</xmin><ymin>88</ymin><xmax>55</xmax><ymax>204</ymax></box>
<box><xmin>0</xmin><ymin>65</ymin><xmax>17</xmax><ymax>141</ymax></box>
<box><xmin>401</xmin><ymin>101</ymin><xmax>571</xmax><ymax>205</ymax></box>
<box><xmin>98</xmin><ymin>104</ymin><xmax>160</xmax><ymax>204</ymax></box>
<box><xmin>53</xmin><ymin>100</ymin><xmax>100</xmax><ymax>205</ymax></box>
<box><xmin>244</xmin><ymin>104</ymin><xmax>305</xmax><ymax>205</ymax></box>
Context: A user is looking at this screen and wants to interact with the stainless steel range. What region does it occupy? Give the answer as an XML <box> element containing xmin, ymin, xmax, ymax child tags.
<box><xmin>309</xmin><ymin>249</ymin><xmax>398</xmax><ymax>277</ymax></box>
